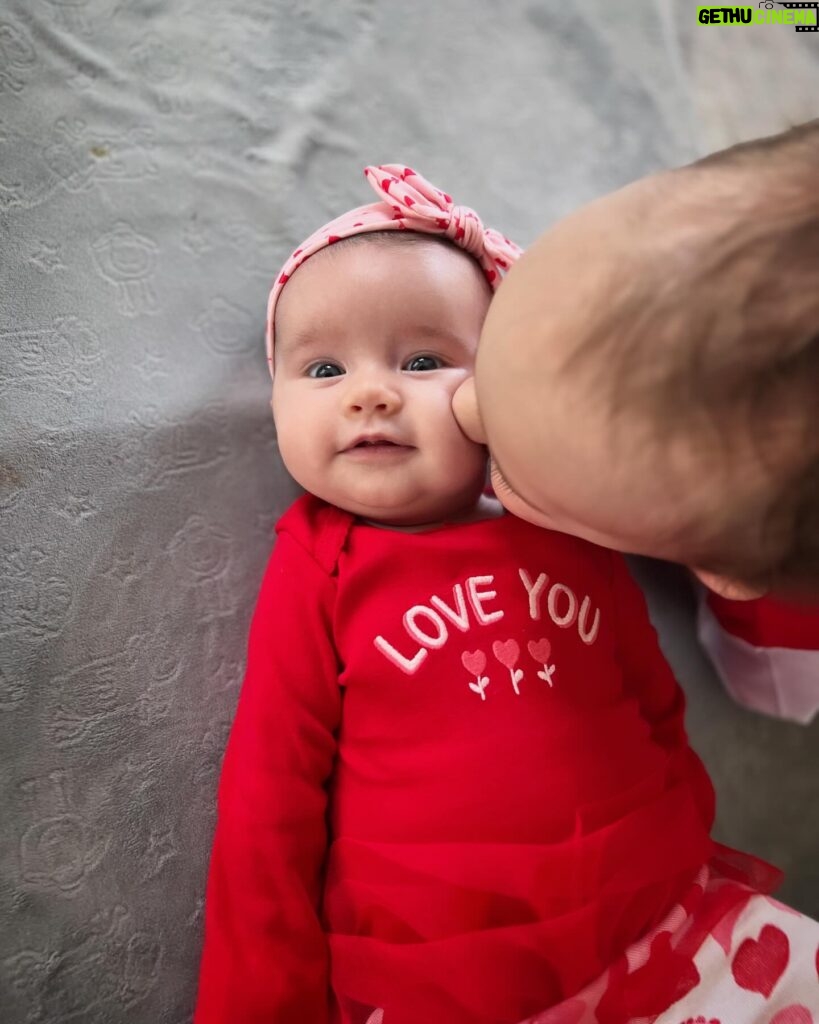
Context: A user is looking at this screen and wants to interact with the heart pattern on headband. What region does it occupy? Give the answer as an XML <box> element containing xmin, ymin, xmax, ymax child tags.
<box><xmin>265</xmin><ymin>163</ymin><xmax>522</xmax><ymax>374</ymax></box>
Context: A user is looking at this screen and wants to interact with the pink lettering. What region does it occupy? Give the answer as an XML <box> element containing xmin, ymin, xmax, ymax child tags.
<box><xmin>578</xmin><ymin>596</ymin><xmax>600</xmax><ymax>645</ymax></box>
<box><xmin>374</xmin><ymin>575</ymin><xmax>507</xmax><ymax>675</ymax></box>
<box><xmin>405</xmin><ymin>605</ymin><xmax>447</xmax><ymax>648</ymax></box>
<box><xmin>548</xmin><ymin>583</ymin><xmax>578</xmax><ymax>628</ymax></box>
<box><xmin>430</xmin><ymin>584</ymin><xmax>470</xmax><ymax>632</ymax></box>
<box><xmin>467</xmin><ymin>575</ymin><xmax>504</xmax><ymax>625</ymax></box>
<box><xmin>373</xmin><ymin>635</ymin><xmax>428</xmax><ymax>675</ymax></box>
<box><xmin>518</xmin><ymin>569</ymin><xmax>548</xmax><ymax>620</ymax></box>
<box><xmin>519</xmin><ymin>569</ymin><xmax>601</xmax><ymax>646</ymax></box>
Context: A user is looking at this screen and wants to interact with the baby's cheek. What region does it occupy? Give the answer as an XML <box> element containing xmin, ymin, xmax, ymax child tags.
<box><xmin>275</xmin><ymin>418</ymin><xmax>317</xmax><ymax>476</ymax></box>
<box><xmin>450</xmin><ymin>433</ymin><xmax>489</xmax><ymax>483</ymax></box>
<box><xmin>272</xmin><ymin>429</ymin><xmax>299</xmax><ymax>478</ymax></box>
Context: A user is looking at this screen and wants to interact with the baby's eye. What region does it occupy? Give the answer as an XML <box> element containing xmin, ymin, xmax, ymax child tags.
<box><xmin>404</xmin><ymin>354</ymin><xmax>444</xmax><ymax>372</ymax></box>
<box><xmin>307</xmin><ymin>361</ymin><xmax>344</xmax><ymax>379</ymax></box>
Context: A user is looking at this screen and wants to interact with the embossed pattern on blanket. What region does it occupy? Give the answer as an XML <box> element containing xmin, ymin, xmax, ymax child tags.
<box><xmin>1</xmin><ymin>1</ymin><xmax>817</xmax><ymax>1022</ymax></box>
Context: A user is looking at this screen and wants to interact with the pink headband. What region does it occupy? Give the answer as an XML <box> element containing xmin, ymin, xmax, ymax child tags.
<box><xmin>265</xmin><ymin>163</ymin><xmax>522</xmax><ymax>375</ymax></box>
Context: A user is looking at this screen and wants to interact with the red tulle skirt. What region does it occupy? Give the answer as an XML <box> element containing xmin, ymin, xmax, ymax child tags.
<box><xmin>323</xmin><ymin>780</ymin><xmax>779</xmax><ymax>1024</ymax></box>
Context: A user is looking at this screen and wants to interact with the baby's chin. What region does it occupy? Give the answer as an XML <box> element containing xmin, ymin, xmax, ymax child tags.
<box><xmin>343</xmin><ymin>497</ymin><xmax>472</xmax><ymax>528</ymax></box>
<box><xmin>315</xmin><ymin>483</ymin><xmax>486</xmax><ymax>528</ymax></box>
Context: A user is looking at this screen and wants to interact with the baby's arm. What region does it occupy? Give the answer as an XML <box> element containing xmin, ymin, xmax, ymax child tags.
<box><xmin>608</xmin><ymin>553</ymin><xmax>716</xmax><ymax>829</ymax></box>
<box><xmin>697</xmin><ymin>590</ymin><xmax>819</xmax><ymax>724</ymax></box>
<box><xmin>194</xmin><ymin>533</ymin><xmax>342</xmax><ymax>1024</ymax></box>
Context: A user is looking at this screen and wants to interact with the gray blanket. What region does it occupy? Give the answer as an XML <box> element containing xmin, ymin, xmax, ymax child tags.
<box><xmin>1</xmin><ymin>2</ymin><xmax>817</xmax><ymax>1021</ymax></box>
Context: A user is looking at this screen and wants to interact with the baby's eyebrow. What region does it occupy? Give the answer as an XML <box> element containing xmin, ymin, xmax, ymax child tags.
<box><xmin>276</xmin><ymin>328</ymin><xmax>326</xmax><ymax>356</ymax></box>
<box><xmin>410</xmin><ymin>323</ymin><xmax>465</xmax><ymax>339</ymax></box>
<box><xmin>404</xmin><ymin>325</ymin><xmax>475</xmax><ymax>353</ymax></box>
<box><xmin>279</xmin><ymin>324</ymin><xmax>474</xmax><ymax>354</ymax></box>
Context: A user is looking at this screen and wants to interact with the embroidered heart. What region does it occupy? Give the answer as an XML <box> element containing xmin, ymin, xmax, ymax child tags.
<box><xmin>770</xmin><ymin>1007</ymin><xmax>813</xmax><ymax>1024</ymax></box>
<box><xmin>731</xmin><ymin>924</ymin><xmax>789</xmax><ymax>998</ymax></box>
<box><xmin>492</xmin><ymin>639</ymin><xmax>519</xmax><ymax>669</ymax></box>
<box><xmin>528</xmin><ymin>638</ymin><xmax>552</xmax><ymax>663</ymax></box>
<box><xmin>461</xmin><ymin>650</ymin><xmax>486</xmax><ymax>676</ymax></box>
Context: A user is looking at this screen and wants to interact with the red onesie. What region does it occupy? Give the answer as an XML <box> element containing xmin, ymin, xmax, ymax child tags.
<box><xmin>195</xmin><ymin>495</ymin><xmax>723</xmax><ymax>1024</ymax></box>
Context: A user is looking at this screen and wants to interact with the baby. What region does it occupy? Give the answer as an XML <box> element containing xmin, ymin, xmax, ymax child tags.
<box><xmin>452</xmin><ymin>121</ymin><xmax>819</xmax><ymax>724</ymax></box>
<box><xmin>453</xmin><ymin>123</ymin><xmax>819</xmax><ymax>601</ymax></box>
<box><xmin>194</xmin><ymin>166</ymin><xmax>817</xmax><ymax>1024</ymax></box>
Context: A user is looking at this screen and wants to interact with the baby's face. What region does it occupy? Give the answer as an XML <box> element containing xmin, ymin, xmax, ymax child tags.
<box><xmin>271</xmin><ymin>239</ymin><xmax>491</xmax><ymax>526</ymax></box>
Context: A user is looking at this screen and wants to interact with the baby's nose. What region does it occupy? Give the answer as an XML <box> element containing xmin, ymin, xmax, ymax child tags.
<box><xmin>346</xmin><ymin>375</ymin><xmax>403</xmax><ymax>415</ymax></box>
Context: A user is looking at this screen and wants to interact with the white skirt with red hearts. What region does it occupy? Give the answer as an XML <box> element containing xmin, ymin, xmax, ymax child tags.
<box><xmin>519</xmin><ymin>862</ymin><xmax>819</xmax><ymax>1024</ymax></box>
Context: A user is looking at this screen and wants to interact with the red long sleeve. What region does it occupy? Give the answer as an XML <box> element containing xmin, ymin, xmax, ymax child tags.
<box><xmin>697</xmin><ymin>590</ymin><xmax>819</xmax><ymax>723</ymax></box>
<box><xmin>194</xmin><ymin>530</ymin><xmax>342</xmax><ymax>1024</ymax></box>
<box><xmin>705</xmin><ymin>591</ymin><xmax>819</xmax><ymax>649</ymax></box>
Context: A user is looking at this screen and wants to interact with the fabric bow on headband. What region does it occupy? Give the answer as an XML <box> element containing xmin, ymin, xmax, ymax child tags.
<box><xmin>265</xmin><ymin>163</ymin><xmax>522</xmax><ymax>374</ymax></box>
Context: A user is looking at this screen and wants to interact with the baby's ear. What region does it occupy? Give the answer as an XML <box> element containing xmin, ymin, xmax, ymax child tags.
<box><xmin>691</xmin><ymin>568</ymin><xmax>767</xmax><ymax>601</ymax></box>
<box><xmin>452</xmin><ymin>377</ymin><xmax>487</xmax><ymax>444</ymax></box>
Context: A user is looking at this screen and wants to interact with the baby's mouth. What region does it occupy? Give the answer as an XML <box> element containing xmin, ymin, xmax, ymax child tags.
<box><xmin>343</xmin><ymin>435</ymin><xmax>414</xmax><ymax>454</ymax></box>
